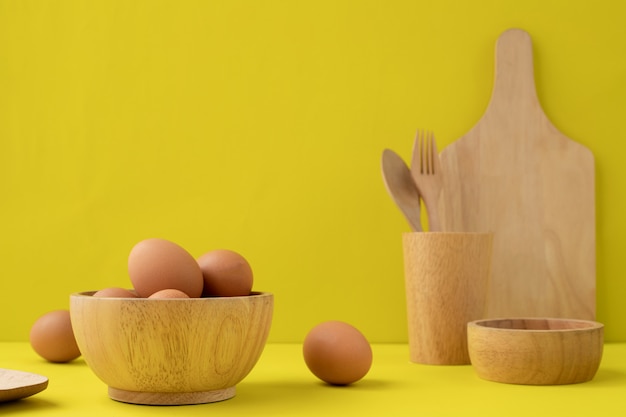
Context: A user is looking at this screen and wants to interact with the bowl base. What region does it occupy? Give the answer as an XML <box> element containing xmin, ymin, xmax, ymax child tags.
<box><xmin>108</xmin><ymin>386</ymin><xmax>236</xmax><ymax>405</ymax></box>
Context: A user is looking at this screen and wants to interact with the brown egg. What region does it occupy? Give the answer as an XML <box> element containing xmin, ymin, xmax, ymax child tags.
<box><xmin>128</xmin><ymin>238</ymin><xmax>203</xmax><ymax>298</ymax></box>
<box><xmin>197</xmin><ymin>249</ymin><xmax>253</xmax><ymax>297</ymax></box>
<box><xmin>93</xmin><ymin>287</ymin><xmax>138</xmax><ymax>298</ymax></box>
<box><xmin>29</xmin><ymin>310</ymin><xmax>81</xmax><ymax>363</ymax></box>
<box><xmin>303</xmin><ymin>321</ymin><xmax>373</xmax><ymax>385</ymax></box>
<box><xmin>148</xmin><ymin>289</ymin><xmax>190</xmax><ymax>299</ymax></box>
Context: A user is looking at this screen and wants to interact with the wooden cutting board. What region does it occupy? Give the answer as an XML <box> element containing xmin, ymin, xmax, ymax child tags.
<box><xmin>439</xmin><ymin>29</ymin><xmax>595</xmax><ymax>320</ymax></box>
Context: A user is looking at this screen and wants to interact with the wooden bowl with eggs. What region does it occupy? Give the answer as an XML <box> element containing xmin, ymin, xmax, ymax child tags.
<box><xmin>70</xmin><ymin>291</ymin><xmax>273</xmax><ymax>405</ymax></box>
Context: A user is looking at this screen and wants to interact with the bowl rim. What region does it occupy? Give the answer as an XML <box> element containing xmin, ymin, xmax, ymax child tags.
<box><xmin>70</xmin><ymin>290</ymin><xmax>272</xmax><ymax>300</ymax></box>
<box><xmin>468</xmin><ymin>317</ymin><xmax>603</xmax><ymax>333</ymax></box>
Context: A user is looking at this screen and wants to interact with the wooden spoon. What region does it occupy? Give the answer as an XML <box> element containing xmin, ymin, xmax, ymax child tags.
<box><xmin>381</xmin><ymin>149</ymin><xmax>423</xmax><ymax>232</ymax></box>
<box><xmin>0</xmin><ymin>369</ymin><xmax>48</xmax><ymax>402</ymax></box>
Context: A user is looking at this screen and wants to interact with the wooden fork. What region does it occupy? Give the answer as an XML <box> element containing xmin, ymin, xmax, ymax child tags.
<box><xmin>410</xmin><ymin>130</ymin><xmax>443</xmax><ymax>231</ymax></box>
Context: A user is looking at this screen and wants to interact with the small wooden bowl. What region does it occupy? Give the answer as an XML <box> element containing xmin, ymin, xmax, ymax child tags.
<box><xmin>467</xmin><ymin>318</ymin><xmax>603</xmax><ymax>385</ymax></box>
<box><xmin>70</xmin><ymin>291</ymin><xmax>273</xmax><ymax>405</ymax></box>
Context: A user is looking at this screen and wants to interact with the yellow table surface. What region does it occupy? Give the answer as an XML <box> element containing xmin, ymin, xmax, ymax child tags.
<box><xmin>1</xmin><ymin>342</ymin><xmax>624</xmax><ymax>416</ymax></box>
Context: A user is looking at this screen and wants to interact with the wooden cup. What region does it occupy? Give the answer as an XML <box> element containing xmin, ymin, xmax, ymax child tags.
<box><xmin>402</xmin><ymin>232</ymin><xmax>493</xmax><ymax>365</ymax></box>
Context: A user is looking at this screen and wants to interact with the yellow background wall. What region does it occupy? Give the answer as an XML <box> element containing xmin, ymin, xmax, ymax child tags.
<box><xmin>1</xmin><ymin>0</ymin><xmax>624</xmax><ymax>343</ymax></box>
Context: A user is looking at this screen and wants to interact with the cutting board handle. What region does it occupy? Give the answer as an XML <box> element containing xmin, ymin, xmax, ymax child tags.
<box><xmin>488</xmin><ymin>28</ymin><xmax>540</xmax><ymax>114</ymax></box>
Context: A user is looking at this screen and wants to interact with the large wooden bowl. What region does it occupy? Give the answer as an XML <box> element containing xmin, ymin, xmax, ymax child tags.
<box><xmin>467</xmin><ymin>318</ymin><xmax>603</xmax><ymax>385</ymax></box>
<box><xmin>70</xmin><ymin>291</ymin><xmax>273</xmax><ymax>405</ymax></box>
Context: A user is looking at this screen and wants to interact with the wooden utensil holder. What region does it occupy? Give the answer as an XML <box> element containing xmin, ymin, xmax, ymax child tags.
<box><xmin>402</xmin><ymin>232</ymin><xmax>493</xmax><ymax>365</ymax></box>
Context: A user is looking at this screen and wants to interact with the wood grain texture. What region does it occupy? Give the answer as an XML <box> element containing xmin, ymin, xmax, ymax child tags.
<box><xmin>439</xmin><ymin>29</ymin><xmax>595</xmax><ymax>320</ymax></box>
<box><xmin>108</xmin><ymin>386</ymin><xmax>236</xmax><ymax>405</ymax></box>
<box><xmin>403</xmin><ymin>232</ymin><xmax>493</xmax><ymax>365</ymax></box>
<box><xmin>467</xmin><ymin>318</ymin><xmax>603</xmax><ymax>385</ymax></box>
<box><xmin>381</xmin><ymin>148</ymin><xmax>423</xmax><ymax>232</ymax></box>
<box><xmin>70</xmin><ymin>292</ymin><xmax>273</xmax><ymax>405</ymax></box>
<box><xmin>0</xmin><ymin>369</ymin><xmax>48</xmax><ymax>402</ymax></box>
